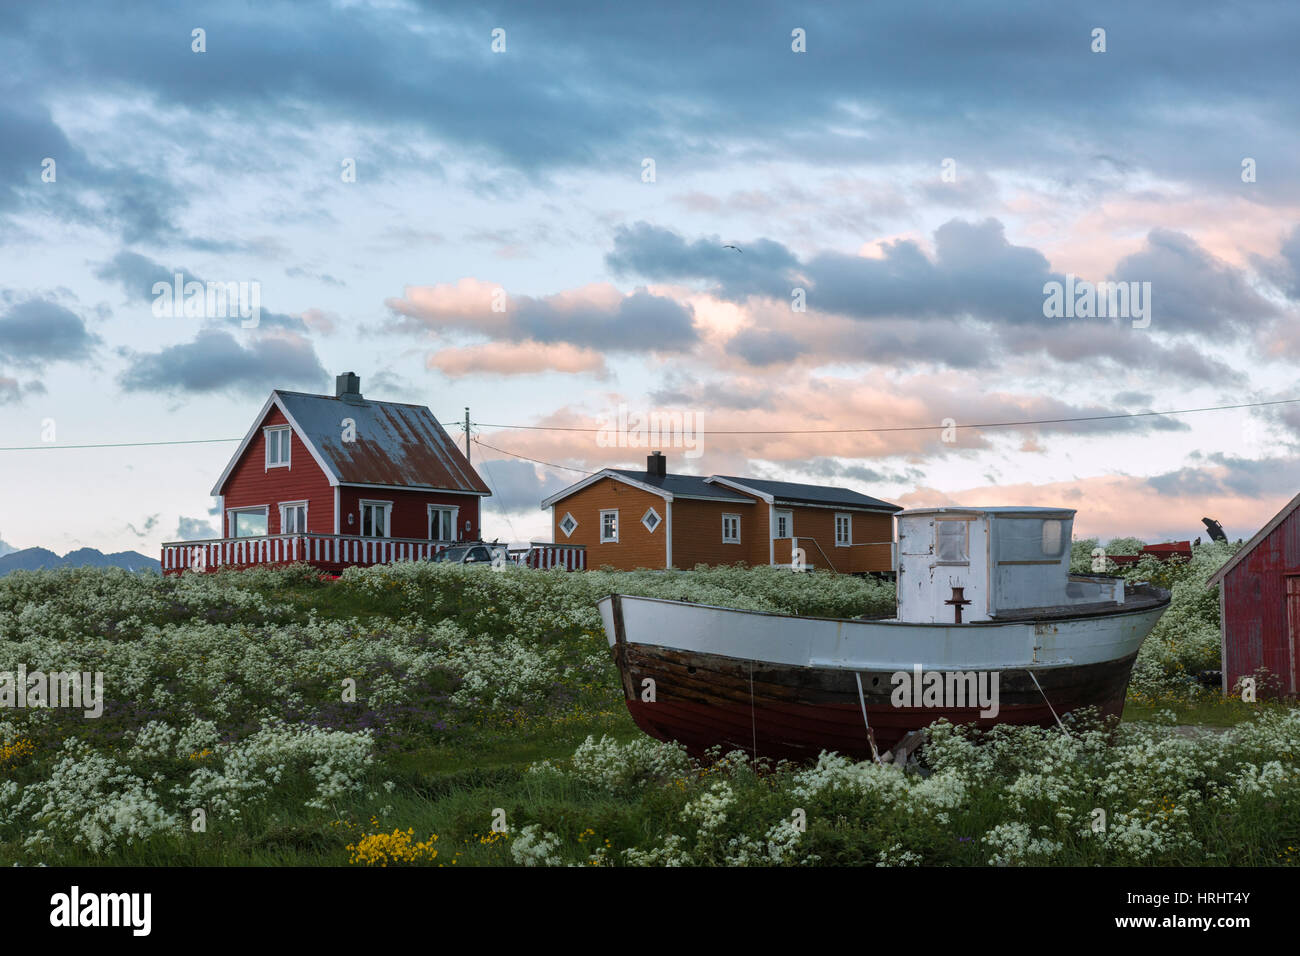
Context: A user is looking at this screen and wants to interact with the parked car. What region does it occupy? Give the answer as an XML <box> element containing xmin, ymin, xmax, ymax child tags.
<box><xmin>432</xmin><ymin>543</ymin><xmax>502</xmax><ymax>566</ymax></box>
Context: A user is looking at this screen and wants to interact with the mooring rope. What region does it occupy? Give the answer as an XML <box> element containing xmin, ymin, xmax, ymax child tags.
<box><xmin>854</xmin><ymin>672</ymin><xmax>882</xmax><ymax>763</ymax></box>
<box><xmin>1027</xmin><ymin>668</ymin><xmax>1072</xmax><ymax>739</ymax></box>
<box><xmin>748</xmin><ymin>659</ymin><xmax>757</xmax><ymax>760</ymax></box>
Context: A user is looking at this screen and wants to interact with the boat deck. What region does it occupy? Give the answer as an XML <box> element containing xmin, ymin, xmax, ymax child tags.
<box><xmin>856</xmin><ymin>582</ymin><xmax>1169</xmax><ymax>624</ymax></box>
<box><xmin>988</xmin><ymin>583</ymin><xmax>1169</xmax><ymax>622</ymax></box>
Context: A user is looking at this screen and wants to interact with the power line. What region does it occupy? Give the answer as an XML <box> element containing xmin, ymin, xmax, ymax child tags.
<box><xmin>471</xmin><ymin>437</ymin><xmax>596</xmax><ymax>476</ymax></box>
<box><xmin>0</xmin><ymin>437</ymin><xmax>243</xmax><ymax>451</ymax></box>
<box><xmin>4</xmin><ymin>396</ymin><xmax>1297</xmax><ymax>452</ymax></box>
<box><xmin>471</xmin><ymin>397</ymin><xmax>1300</xmax><ymax>436</ymax></box>
<box><xmin>0</xmin><ymin>424</ymin><xmax>461</xmax><ymax>452</ymax></box>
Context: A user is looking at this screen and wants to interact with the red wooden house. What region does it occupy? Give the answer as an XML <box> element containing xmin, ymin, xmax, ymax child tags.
<box><xmin>1205</xmin><ymin>491</ymin><xmax>1300</xmax><ymax>698</ymax></box>
<box><xmin>162</xmin><ymin>372</ymin><xmax>494</xmax><ymax>575</ymax></box>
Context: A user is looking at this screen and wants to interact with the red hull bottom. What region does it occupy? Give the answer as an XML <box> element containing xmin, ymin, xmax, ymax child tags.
<box><xmin>616</xmin><ymin>644</ymin><xmax>1137</xmax><ymax>763</ymax></box>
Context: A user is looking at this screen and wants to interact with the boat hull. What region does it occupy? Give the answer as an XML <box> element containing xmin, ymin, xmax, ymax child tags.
<box><xmin>599</xmin><ymin>592</ymin><xmax>1168</xmax><ymax>762</ymax></box>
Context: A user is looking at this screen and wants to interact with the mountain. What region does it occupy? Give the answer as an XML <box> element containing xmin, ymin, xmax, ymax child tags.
<box><xmin>0</xmin><ymin>547</ymin><xmax>161</xmax><ymax>577</ymax></box>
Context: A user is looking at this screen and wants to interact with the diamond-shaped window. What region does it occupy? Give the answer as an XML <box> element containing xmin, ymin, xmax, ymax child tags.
<box><xmin>559</xmin><ymin>513</ymin><xmax>578</xmax><ymax>537</ymax></box>
<box><xmin>642</xmin><ymin>508</ymin><xmax>662</xmax><ymax>533</ymax></box>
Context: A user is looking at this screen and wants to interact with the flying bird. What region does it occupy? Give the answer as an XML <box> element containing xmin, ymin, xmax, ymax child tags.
<box><xmin>723</xmin><ymin>244</ymin><xmax>742</xmax><ymax>253</ymax></box>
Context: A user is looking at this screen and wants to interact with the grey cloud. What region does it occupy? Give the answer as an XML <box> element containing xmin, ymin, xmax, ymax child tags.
<box><xmin>724</xmin><ymin>329</ymin><xmax>808</xmax><ymax>366</ymax></box>
<box><xmin>95</xmin><ymin>250</ymin><xmax>300</xmax><ymax>331</ymax></box>
<box><xmin>1148</xmin><ymin>452</ymin><xmax>1300</xmax><ymax>500</ymax></box>
<box><xmin>176</xmin><ymin>516</ymin><xmax>218</xmax><ymax>540</ymax></box>
<box><xmin>118</xmin><ymin>329</ymin><xmax>327</xmax><ymax>395</ymax></box>
<box><xmin>1111</xmin><ymin>229</ymin><xmax>1277</xmax><ymax>335</ymax></box>
<box><xmin>0</xmin><ymin>298</ymin><xmax>100</xmax><ymax>364</ymax></box>
<box><xmin>477</xmin><ymin>458</ymin><xmax>569</xmax><ymax>515</ymax></box>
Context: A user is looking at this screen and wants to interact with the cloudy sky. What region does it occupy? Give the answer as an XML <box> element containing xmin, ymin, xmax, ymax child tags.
<box><xmin>2</xmin><ymin>0</ymin><xmax>1299</xmax><ymax>555</ymax></box>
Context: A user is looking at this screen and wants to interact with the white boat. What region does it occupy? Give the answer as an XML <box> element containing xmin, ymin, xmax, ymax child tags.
<box><xmin>599</xmin><ymin>507</ymin><xmax>1170</xmax><ymax>761</ymax></box>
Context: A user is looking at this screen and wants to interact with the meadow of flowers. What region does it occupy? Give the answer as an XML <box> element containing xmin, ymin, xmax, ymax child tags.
<box><xmin>0</xmin><ymin>545</ymin><xmax>1294</xmax><ymax>866</ymax></box>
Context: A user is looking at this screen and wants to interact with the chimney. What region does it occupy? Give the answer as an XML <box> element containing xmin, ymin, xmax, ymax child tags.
<box><xmin>647</xmin><ymin>451</ymin><xmax>667</xmax><ymax>477</ymax></box>
<box><xmin>335</xmin><ymin>372</ymin><xmax>362</xmax><ymax>402</ymax></box>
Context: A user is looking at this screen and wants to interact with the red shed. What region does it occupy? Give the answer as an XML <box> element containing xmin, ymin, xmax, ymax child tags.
<box><xmin>1205</xmin><ymin>492</ymin><xmax>1300</xmax><ymax>697</ymax></box>
<box><xmin>161</xmin><ymin>372</ymin><xmax>492</xmax><ymax>574</ymax></box>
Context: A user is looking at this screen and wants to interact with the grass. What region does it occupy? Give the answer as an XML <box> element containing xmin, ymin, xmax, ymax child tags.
<box><xmin>0</xmin><ymin>559</ymin><xmax>1296</xmax><ymax>867</ymax></box>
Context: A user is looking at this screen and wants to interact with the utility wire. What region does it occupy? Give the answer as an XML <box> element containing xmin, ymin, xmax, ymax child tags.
<box><xmin>4</xmin><ymin>396</ymin><xmax>1297</xmax><ymax>452</ymax></box>
<box><xmin>471</xmin><ymin>397</ymin><xmax>1300</xmax><ymax>436</ymax></box>
<box><xmin>0</xmin><ymin>437</ymin><xmax>243</xmax><ymax>451</ymax></box>
<box><xmin>471</xmin><ymin>437</ymin><xmax>596</xmax><ymax>476</ymax></box>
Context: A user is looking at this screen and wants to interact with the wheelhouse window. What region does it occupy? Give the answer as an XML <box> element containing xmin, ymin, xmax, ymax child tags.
<box><xmin>264</xmin><ymin>426</ymin><xmax>291</xmax><ymax>468</ymax></box>
<box><xmin>936</xmin><ymin>519</ymin><xmax>970</xmax><ymax>564</ymax></box>
<box><xmin>600</xmin><ymin>510</ymin><xmax>619</xmax><ymax>543</ymax></box>
<box><xmin>722</xmin><ymin>514</ymin><xmax>741</xmax><ymax>543</ymax></box>
<box><xmin>428</xmin><ymin>505</ymin><xmax>458</xmax><ymax>542</ymax></box>
<box><xmin>774</xmin><ymin>509</ymin><xmax>793</xmax><ymax>539</ymax></box>
<box><xmin>360</xmin><ymin>500</ymin><xmax>391</xmax><ymax>538</ymax></box>
<box><xmin>835</xmin><ymin>513</ymin><xmax>852</xmax><ymax>546</ymax></box>
<box><xmin>995</xmin><ymin>517</ymin><xmax>1069</xmax><ymax>563</ymax></box>
<box><xmin>279</xmin><ymin>501</ymin><xmax>307</xmax><ymax>533</ymax></box>
<box><xmin>229</xmin><ymin>507</ymin><xmax>268</xmax><ymax>537</ymax></box>
<box><xmin>559</xmin><ymin>512</ymin><xmax>578</xmax><ymax>538</ymax></box>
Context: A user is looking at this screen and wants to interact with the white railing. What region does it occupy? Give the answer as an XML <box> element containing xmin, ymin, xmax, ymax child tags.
<box><xmin>161</xmin><ymin>534</ymin><xmax>457</xmax><ymax>574</ymax></box>
<box><xmin>161</xmin><ymin>534</ymin><xmax>587</xmax><ymax>574</ymax></box>
<box><xmin>507</xmin><ymin>542</ymin><xmax>587</xmax><ymax>571</ymax></box>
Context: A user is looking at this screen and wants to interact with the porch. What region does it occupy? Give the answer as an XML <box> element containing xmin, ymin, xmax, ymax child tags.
<box><xmin>161</xmin><ymin>534</ymin><xmax>586</xmax><ymax>576</ymax></box>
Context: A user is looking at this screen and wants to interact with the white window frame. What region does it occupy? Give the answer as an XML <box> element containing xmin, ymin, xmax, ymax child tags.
<box><xmin>642</xmin><ymin>507</ymin><xmax>662</xmax><ymax>533</ymax></box>
<box><xmin>279</xmin><ymin>500</ymin><xmax>308</xmax><ymax>534</ymax></box>
<box><xmin>427</xmin><ymin>504</ymin><xmax>460</xmax><ymax>542</ymax></box>
<box><xmin>264</xmin><ymin>426</ymin><xmax>291</xmax><ymax>469</ymax></box>
<box><xmin>722</xmin><ymin>513</ymin><xmax>741</xmax><ymax>544</ymax></box>
<box><xmin>559</xmin><ymin>512</ymin><xmax>578</xmax><ymax>538</ymax></box>
<box><xmin>359</xmin><ymin>499</ymin><xmax>393</xmax><ymax>538</ymax></box>
<box><xmin>774</xmin><ymin>509</ymin><xmax>793</xmax><ymax>539</ymax></box>
<box><xmin>227</xmin><ymin>505</ymin><xmax>269</xmax><ymax>538</ymax></box>
<box><xmin>600</xmin><ymin>509</ymin><xmax>619</xmax><ymax>543</ymax></box>
<box><xmin>935</xmin><ymin>517</ymin><xmax>971</xmax><ymax>565</ymax></box>
<box><xmin>835</xmin><ymin>513</ymin><xmax>852</xmax><ymax>547</ymax></box>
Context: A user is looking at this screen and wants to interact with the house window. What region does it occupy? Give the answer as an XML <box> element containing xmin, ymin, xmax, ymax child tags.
<box><xmin>937</xmin><ymin>519</ymin><xmax>970</xmax><ymax>563</ymax></box>
<box><xmin>279</xmin><ymin>501</ymin><xmax>307</xmax><ymax>534</ymax></box>
<box><xmin>835</xmin><ymin>513</ymin><xmax>852</xmax><ymax>547</ymax></box>
<box><xmin>642</xmin><ymin>507</ymin><xmax>662</xmax><ymax>533</ymax></box>
<box><xmin>264</xmin><ymin>426</ymin><xmax>291</xmax><ymax>468</ymax></box>
<box><xmin>600</xmin><ymin>510</ymin><xmax>619</xmax><ymax>543</ymax></box>
<box><xmin>229</xmin><ymin>507</ymin><xmax>268</xmax><ymax>537</ymax></box>
<box><xmin>559</xmin><ymin>512</ymin><xmax>578</xmax><ymax>538</ymax></box>
<box><xmin>428</xmin><ymin>505</ymin><xmax>459</xmax><ymax>542</ymax></box>
<box><xmin>722</xmin><ymin>514</ymin><xmax>741</xmax><ymax>543</ymax></box>
<box><xmin>360</xmin><ymin>500</ymin><xmax>392</xmax><ymax>537</ymax></box>
<box><xmin>774</xmin><ymin>510</ymin><xmax>793</xmax><ymax>539</ymax></box>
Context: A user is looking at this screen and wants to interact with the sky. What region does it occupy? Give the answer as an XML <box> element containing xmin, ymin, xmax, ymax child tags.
<box><xmin>2</xmin><ymin>0</ymin><xmax>1299</xmax><ymax>556</ymax></box>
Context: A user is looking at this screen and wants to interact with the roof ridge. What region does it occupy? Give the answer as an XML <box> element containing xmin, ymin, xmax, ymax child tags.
<box><xmin>275</xmin><ymin>389</ymin><xmax>434</xmax><ymax>410</ymax></box>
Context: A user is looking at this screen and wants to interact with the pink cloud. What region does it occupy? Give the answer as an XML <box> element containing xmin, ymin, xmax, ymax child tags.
<box><xmin>428</xmin><ymin>341</ymin><xmax>608</xmax><ymax>378</ymax></box>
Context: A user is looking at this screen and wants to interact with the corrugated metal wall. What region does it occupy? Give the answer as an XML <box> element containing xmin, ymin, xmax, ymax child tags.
<box><xmin>1223</xmin><ymin>506</ymin><xmax>1300</xmax><ymax>696</ymax></box>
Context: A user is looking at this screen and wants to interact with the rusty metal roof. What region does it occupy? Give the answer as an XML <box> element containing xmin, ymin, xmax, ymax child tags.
<box><xmin>275</xmin><ymin>390</ymin><xmax>490</xmax><ymax>494</ymax></box>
